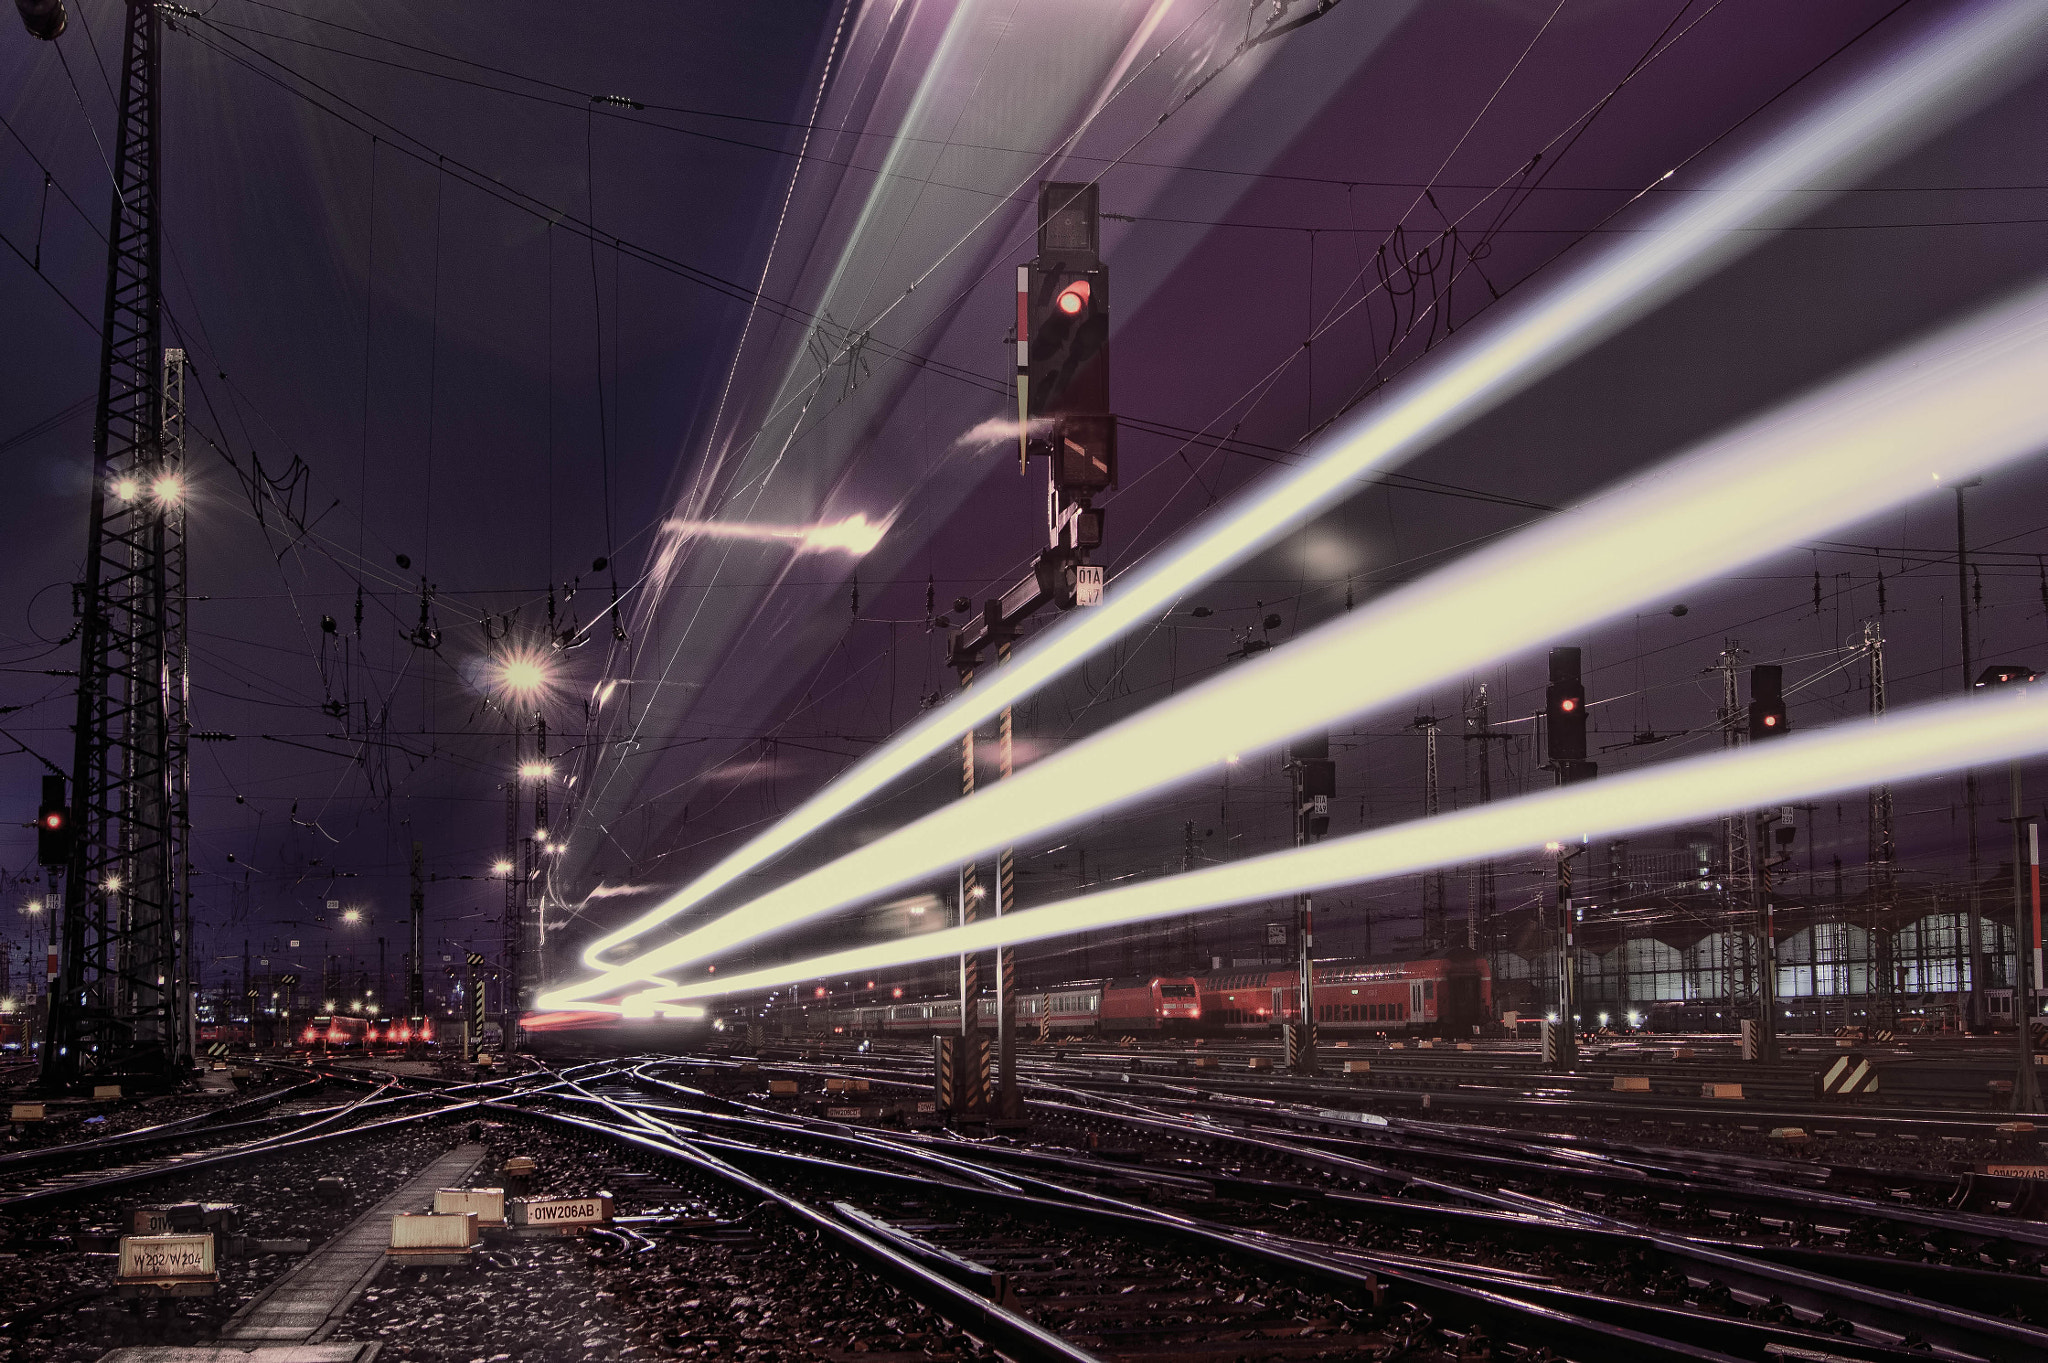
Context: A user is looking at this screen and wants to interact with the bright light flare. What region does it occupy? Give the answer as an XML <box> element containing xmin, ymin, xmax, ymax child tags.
<box><xmin>341</xmin><ymin>908</ymin><xmax>362</xmax><ymax>925</ymax></box>
<box><xmin>518</xmin><ymin>760</ymin><xmax>554</xmax><ymax>781</ymax></box>
<box><xmin>493</xmin><ymin>859</ymin><xmax>514</xmax><ymax>876</ymax></box>
<box><xmin>661</xmin><ymin>513</ymin><xmax>889</xmax><ymax>557</ymax></box>
<box><xmin>111</xmin><ymin>476</ymin><xmax>140</xmax><ymax>501</ymax></box>
<box><xmin>554</xmin><ymin>269</ymin><xmax>2048</xmax><ymax>1004</ymax></box>
<box><xmin>636</xmin><ymin>686</ymin><xmax>2048</xmax><ymax>1006</ymax></box>
<box><xmin>151</xmin><ymin>472</ymin><xmax>186</xmax><ymax>505</ymax></box>
<box><xmin>500</xmin><ymin>653</ymin><xmax>551</xmax><ymax>698</ymax></box>
<box><xmin>570</xmin><ymin>5</ymin><xmax>2048</xmax><ymax>984</ymax></box>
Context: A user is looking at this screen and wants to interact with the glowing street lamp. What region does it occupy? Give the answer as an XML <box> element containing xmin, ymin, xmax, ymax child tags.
<box><xmin>492</xmin><ymin>859</ymin><xmax>514</xmax><ymax>876</ymax></box>
<box><xmin>518</xmin><ymin>760</ymin><xmax>554</xmax><ymax>782</ymax></box>
<box><xmin>341</xmin><ymin>908</ymin><xmax>363</xmax><ymax>925</ymax></box>
<box><xmin>500</xmin><ymin>653</ymin><xmax>550</xmax><ymax>699</ymax></box>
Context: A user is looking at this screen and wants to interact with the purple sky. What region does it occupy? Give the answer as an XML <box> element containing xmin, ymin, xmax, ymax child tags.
<box><xmin>5</xmin><ymin>1</ymin><xmax>2048</xmax><ymax>1000</ymax></box>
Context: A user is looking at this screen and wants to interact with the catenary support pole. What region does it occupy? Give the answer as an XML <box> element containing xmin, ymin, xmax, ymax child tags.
<box><xmin>408</xmin><ymin>840</ymin><xmax>425</xmax><ymax>1055</ymax></box>
<box><xmin>2010</xmin><ymin>768</ymin><xmax>2040</xmax><ymax>1111</ymax></box>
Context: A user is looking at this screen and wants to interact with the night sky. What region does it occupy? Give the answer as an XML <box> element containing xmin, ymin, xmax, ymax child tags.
<box><xmin>6</xmin><ymin>0</ymin><xmax>2048</xmax><ymax>1005</ymax></box>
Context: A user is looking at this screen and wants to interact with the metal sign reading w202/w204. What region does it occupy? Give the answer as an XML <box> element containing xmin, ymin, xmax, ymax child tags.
<box><xmin>116</xmin><ymin>1234</ymin><xmax>218</xmax><ymax>1296</ymax></box>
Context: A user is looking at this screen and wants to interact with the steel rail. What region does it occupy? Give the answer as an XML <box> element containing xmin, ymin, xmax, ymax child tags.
<box><xmin>553</xmin><ymin>1099</ymin><xmax>1751</xmax><ymax>1363</ymax></box>
<box><xmin>503</xmin><ymin>1100</ymin><xmax>1103</xmax><ymax>1363</ymax></box>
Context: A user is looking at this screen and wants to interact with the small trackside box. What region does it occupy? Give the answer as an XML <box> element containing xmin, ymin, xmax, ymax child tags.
<box><xmin>432</xmin><ymin>1187</ymin><xmax>505</xmax><ymax>1225</ymax></box>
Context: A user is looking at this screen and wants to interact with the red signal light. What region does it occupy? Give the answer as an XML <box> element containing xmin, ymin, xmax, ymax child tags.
<box><xmin>1055</xmin><ymin>281</ymin><xmax>1089</xmax><ymax>315</ymax></box>
<box><xmin>814</xmin><ymin>986</ymin><xmax>826</xmax><ymax>998</ymax></box>
<box><xmin>1763</xmin><ymin>714</ymin><xmax>1778</xmax><ymax>727</ymax></box>
<box><xmin>1559</xmin><ymin>698</ymin><xmax>1577</xmax><ymax>712</ymax></box>
<box><xmin>891</xmin><ymin>987</ymin><xmax>903</xmax><ymax>999</ymax></box>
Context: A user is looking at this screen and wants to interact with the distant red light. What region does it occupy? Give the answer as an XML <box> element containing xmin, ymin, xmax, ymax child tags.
<box><xmin>891</xmin><ymin>987</ymin><xmax>903</xmax><ymax>999</ymax></box>
<box><xmin>1763</xmin><ymin>714</ymin><xmax>1779</xmax><ymax>726</ymax></box>
<box><xmin>814</xmin><ymin>987</ymin><xmax>827</xmax><ymax>998</ymax></box>
<box><xmin>1055</xmin><ymin>281</ymin><xmax>1089</xmax><ymax>315</ymax></box>
<box><xmin>1560</xmin><ymin>698</ymin><xmax>1577</xmax><ymax>712</ymax></box>
<box><xmin>43</xmin><ymin>813</ymin><xmax>61</xmax><ymax>828</ymax></box>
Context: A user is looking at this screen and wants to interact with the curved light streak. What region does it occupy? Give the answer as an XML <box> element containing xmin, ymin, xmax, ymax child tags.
<box><xmin>632</xmin><ymin>684</ymin><xmax>2048</xmax><ymax>1006</ymax></box>
<box><xmin>660</xmin><ymin>513</ymin><xmax>891</xmax><ymax>556</ymax></box>
<box><xmin>548</xmin><ymin>266</ymin><xmax>2048</xmax><ymax>1006</ymax></box>
<box><xmin>573</xmin><ymin>0</ymin><xmax>2048</xmax><ymax>982</ymax></box>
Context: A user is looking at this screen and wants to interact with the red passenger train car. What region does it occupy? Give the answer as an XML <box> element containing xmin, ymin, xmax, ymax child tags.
<box><xmin>295</xmin><ymin>1014</ymin><xmax>436</xmax><ymax>1051</ymax></box>
<box><xmin>296</xmin><ymin>1014</ymin><xmax>371</xmax><ymax>1050</ymax></box>
<box><xmin>1193</xmin><ymin>952</ymin><xmax>1491</xmax><ymax>1038</ymax></box>
<box><xmin>830</xmin><ymin>977</ymin><xmax>1201</xmax><ymax>1037</ymax></box>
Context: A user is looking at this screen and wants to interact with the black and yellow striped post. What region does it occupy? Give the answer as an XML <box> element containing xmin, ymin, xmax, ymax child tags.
<box><xmin>934</xmin><ymin>1033</ymin><xmax>959</xmax><ymax>1111</ymax></box>
<box><xmin>995</xmin><ymin>641</ymin><xmax>1024</xmax><ymax>1120</ymax></box>
<box><xmin>1552</xmin><ymin>847</ymin><xmax>1578</xmax><ymax>1072</ymax></box>
<box><xmin>953</xmin><ymin>665</ymin><xmax>988</xmax><ymax>1117</ymax></box>
<box><xmin>466</xmin><ymin>952</ymin><xmax>486</xmax><ymax>1061</ymax></box>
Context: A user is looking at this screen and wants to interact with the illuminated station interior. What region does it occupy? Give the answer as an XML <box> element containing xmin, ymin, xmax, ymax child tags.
<box><xmin>6</xmin><ymin>3</ymin><xmax>2048</xmax><ymax>1360</ymax></box>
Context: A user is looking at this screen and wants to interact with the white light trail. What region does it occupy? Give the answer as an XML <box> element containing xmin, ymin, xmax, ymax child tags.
<box><xmin>568</xmin><ymin>2</ymin><xmax>2048</xmax><ymax>984</ymax></box>
<box><xmin>661</xmin><ymin>513</ymin><xmax>889</xmax><ymax>556</ymax></box>
<box><xmin>637</xmin><ymin>685</ymin><xmax>2048</xmax><ymax>1006</ymax></box>
<box><xmin>545</xmin><ymin>269</ymin><xmax>2048</xmax><ymax>1006</ymax></box>
<box><xmin>955</xmin><ymin>416</ymin><xmax>1053</xmax><ymax>448</ymax></box>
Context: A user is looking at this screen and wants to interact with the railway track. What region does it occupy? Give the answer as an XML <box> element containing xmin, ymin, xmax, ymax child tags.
<box><xmin>729</xmin><ymin>1038</ymin><xmax>2046</xmax><ymax>1141</ymax></box>
<box><xmin>8</xmin><ymin>1050</ymin><xmax>2043</xmax><ymax>1359</ymax></box>
<box><xmin>515</xmin><ymin>1069</ymin><xmax>1736</xmax><ymax>1361</ymax></box>
<box><xmin>594</xmin><ymin>1052</ymin><xmax>2048</xmax><ymax>1360</ymax></box>
<box><xmin>0</xmin><ymin>1065</ymin><xmax>570</xmax><ymax>1210</ymax></box>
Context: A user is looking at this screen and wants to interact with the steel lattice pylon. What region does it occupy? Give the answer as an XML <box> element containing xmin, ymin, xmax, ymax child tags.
<box><xmin>43</xmin><ymin>0</ymin><xmax>189</xmax><ymax>1084</ymax></box>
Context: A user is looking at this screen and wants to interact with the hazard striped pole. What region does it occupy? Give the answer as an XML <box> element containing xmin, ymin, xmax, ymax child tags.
<box><xmin>956</xmin><ymin>665</ymin><xmax>983</xmax><ymax>1113</ymax></box>
<box><xmin>995</xmin><ymin>640</ymin><xmax>1022</xmax><ymax>1118</ymax></box>
<box><xmin>467</xmin><ymin>953</ymin><xmax>486</xmax><ymax>1061</ymax></box>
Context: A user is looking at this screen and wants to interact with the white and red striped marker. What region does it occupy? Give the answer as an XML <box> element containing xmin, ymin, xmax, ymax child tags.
<box><xmin>1016</xmin><ymin>266</ymin><xmax>1030</xmax><ymax>472</ymax></box>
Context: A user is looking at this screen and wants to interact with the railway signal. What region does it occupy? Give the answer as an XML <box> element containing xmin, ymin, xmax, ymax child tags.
<box><xmin>947</xmin><ymin>181</ymin><xmax>1121</xmax><ymax>1123</ymax></box>
<box><xmin>14</xmin><ymin>0</ymin><xmax>66</xmax><ymax>40</ymax></box>
<box><xmin>1544</xmin><ymin>648</ymin><xmax>1596</xmax><ymax>784</ymax></box>
<box><xmin>36</xmin><ymin>774</ymin><xmax>71</xmax><ymax>868</ymax></box>
<box><xmin>1748</xmin><ymin>664</ymin><xmax>1789</xmax><ymax>740</ymax></box>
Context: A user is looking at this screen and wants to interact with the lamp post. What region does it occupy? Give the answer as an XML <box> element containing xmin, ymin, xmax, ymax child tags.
<box><xmin>1976</xmin><ymin>663</ymin><xmax>2041</xmax><ymax>1113</ymax></box>
<box><xmin>499</xmin><ymin>649</ymin><xmax>552</xmax><ymax>1059</ymax></box>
